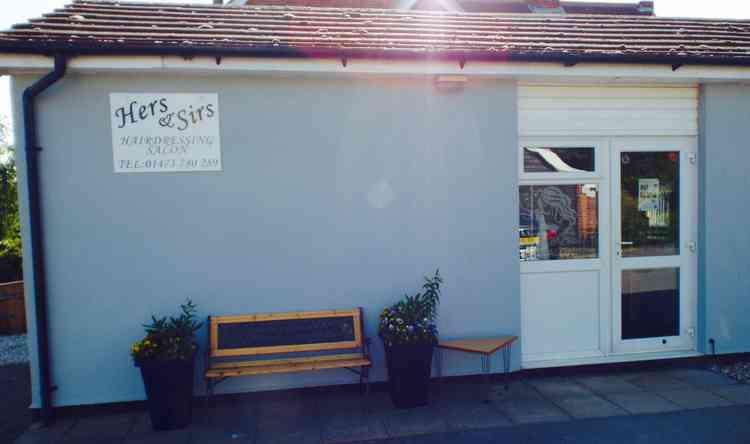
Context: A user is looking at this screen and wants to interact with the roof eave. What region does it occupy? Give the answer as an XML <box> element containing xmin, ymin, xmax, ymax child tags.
<box><xmin>1</xmin><ymin>44</ymin><xmax>749</xmax><ymax>69</ymax></box>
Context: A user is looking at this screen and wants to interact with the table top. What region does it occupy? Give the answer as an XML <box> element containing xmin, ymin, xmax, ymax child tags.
<box><xmin>437</xmin><ymin>336</ymin><xmax>518</xmax><ymax>355</ymax></box>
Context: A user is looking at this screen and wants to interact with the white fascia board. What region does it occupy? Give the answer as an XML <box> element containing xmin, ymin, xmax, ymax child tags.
<box><xmin>3</xmin><ymin>54</ymin><xmax>750</xmax><ymax>82</ymax></box>
<box><xmin>0</xmin><ymin>54</ymin><xmax>55</xmax><ymax>73</ymax></box>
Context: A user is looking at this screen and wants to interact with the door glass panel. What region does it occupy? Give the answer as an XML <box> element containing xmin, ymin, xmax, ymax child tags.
<box><xmin>524</xmin><ymin>147</ymin><xmax>595</xmax><ymax>173</ymax></box>
<box><xmin>519</xmin><ymin>184</ymin><xmax>598</xmax><ymax>261</ymax></box>
<box><xmin>620</xmin><ymin>152</ymin><xmax>679</xmax><ymax>257</ymax></box>
<box><xmin>621</xmin><ymin>268</ymin><xmax>679</xmax><ymax>340</ymax></box>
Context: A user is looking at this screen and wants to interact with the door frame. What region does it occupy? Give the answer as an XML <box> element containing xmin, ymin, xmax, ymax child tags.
<box><xmin>610</xmin><ymin>137</ymin><xmax>698</xmax><ymax>355</ymax></box>
<box><xmin>519</xmin><ymin>137</ymin><xmax>612</xmax><ymax>363</ymax></box>
<box><xmin>519</xmin><ymin>136</ymin><xmax>700</xmax><ymax>367</ymax></box>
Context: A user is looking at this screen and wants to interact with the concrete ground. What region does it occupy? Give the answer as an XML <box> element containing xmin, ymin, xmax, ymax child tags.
<box><xmin>1</xmin><ymin>363</ymin><xmax>31</xmax><ymax>444</ymax></box>
<box><xmin>379</xmin><ymin>405</ymin><xmax>750</xmax><ymax>444</ymax></box>
<box><xmin>12</xmin><ymin>367</ymin><xmax>750</xmax><ymax>444</ymax></box>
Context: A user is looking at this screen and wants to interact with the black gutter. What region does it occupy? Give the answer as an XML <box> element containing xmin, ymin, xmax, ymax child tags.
<box><xmin>2</xmin><ymin>43</ymin><xmax>750</xmax><ymax>68</ymax></box>
<box><xmin>22</xmin><ymin>54</ymin><xmax>67</xmax><ymax>426</ymax></box>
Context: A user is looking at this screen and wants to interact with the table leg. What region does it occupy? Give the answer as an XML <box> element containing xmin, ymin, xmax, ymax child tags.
<box><xmin>502</xmin><ymin>343</ymin><xmax>512</xmax><ymax>391</ymax></box>
<box><xmin>481</xmin><ymin>354</ymin><xmax>491</xmax><ymax>403</ymax></box>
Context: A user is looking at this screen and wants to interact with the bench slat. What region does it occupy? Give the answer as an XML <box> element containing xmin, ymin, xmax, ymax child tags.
<box><xmin>211</xmin><ymin>340</ymin><xmax>361</xmax><ymax>358</ymax></box>
<box><xmin>210</xmin><ymin>353</ymin><xmax>366</xmax><ymax>370</ymax></box>
<box><xmin>213</xmin><ymin>309</ymin><xmax>360</xmax><ymax>323</ymax></box>
<box><xmin>206</xmin><ymin>357</ymin><xmax>371</xmax><ymax>378</ymax></box>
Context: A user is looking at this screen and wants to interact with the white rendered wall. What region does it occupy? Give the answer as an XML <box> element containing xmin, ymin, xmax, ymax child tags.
<box><xmin>12</xmin><ymin>72</ymin><xmax>520</xmax><ymax>407</ymax></box>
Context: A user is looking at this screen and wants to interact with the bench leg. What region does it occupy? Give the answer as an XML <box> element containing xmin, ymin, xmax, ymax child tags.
<box><xmin>206</xmin><ymin>379</ymin><xmax>216</xmax><ymax>399</ymax></box>
<box><xmin>360</xmin><ymin>366</ymin><xmax>370</xmax><ymax>396</ymax></box>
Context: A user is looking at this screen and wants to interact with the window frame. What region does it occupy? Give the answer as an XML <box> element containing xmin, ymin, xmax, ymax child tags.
<box><xmin>518</xmin><ymin>138</ymin><xmax>608</xmax><ymax>266</ymax></box>
<box><xmin>519</xmin><ymin>141</ymin><xmax>604</xmax><ymax>182</ymax></box>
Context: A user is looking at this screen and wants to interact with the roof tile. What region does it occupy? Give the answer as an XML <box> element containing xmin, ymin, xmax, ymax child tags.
<box><xmin>0</xmin><ymin>0</ymin><xmax>749</xmax><ymax>66</ymax></box>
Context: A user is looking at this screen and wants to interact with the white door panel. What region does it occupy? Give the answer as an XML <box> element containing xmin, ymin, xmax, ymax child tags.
<box><xmin>611</xmin><ymin>139</ymin><xmax>697</xmax><ymax>354</ymax></box>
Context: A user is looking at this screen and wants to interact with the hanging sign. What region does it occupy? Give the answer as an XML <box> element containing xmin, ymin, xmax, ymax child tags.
<box><xmin>110</xmin><ymin>93</ymin><xmax>221</xmax><ymax>173</ymax></box>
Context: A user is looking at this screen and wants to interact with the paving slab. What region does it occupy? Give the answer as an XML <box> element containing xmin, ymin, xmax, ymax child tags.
<box><xmin>709</xmin><ymin>384</ymin><xmax>750</xmax><ymax>404</ymax></box>
<box><xmin>574</xmin><ymin>375</ymin><xmax>646</xmax><ymax>395</ymax></box>
<box><xmin>61</xmin><ymin>413</ymin><xmax>136</xmax><ymax>444</ymax></box>
<box><xmin>11</xmin><ymin>419</ymin><xmax>76</xmax><ymax>444</ymax></box>
<box><xmin>321</xmin><ymin>410</ymin><xmax>388</xmax><ymax>444</ymax></box>
<box><xmin>254</xmin><ymin>421</ymin><xmax>322</xmax><ymax>444</ymax></box>
<box><xmin>489</xmin><ymin>381</ymin><xmax>544</xmax><ymax>402</ymax></box>
<box><xmin>254</xmin><ymin>396</ymin><xmax>318</xmax><ymax>429</ymax></box>
<box><xmin>382</xmin><ymin>405</ymin><xmax>448</xmax><ymax>437</ymax></box>
<box><xmin>494</xmin><ymin>398</ymin><xmax>571</xmax><ymax>424</ymax></box>
<box><xmin>432</xmin><ymin>381</ymin><xmax>488</xmax><ymax>404</ymax></box>
<box><xmin>188</xmin><ymin>425</ymin><xmax>252</xmax><ymax>444</ymax></box>
<box><xmin>200</xmin><ymin>400</ymin><xmax>257</xmax><ymax>436</ymax></box>
<box><xmin>602</xmin><ymin>391</ymin><xmax>682</xmax><ymax>414</ymax></box>
<box><xmin>524</xmin><ymin>377</ymin><xmax>594</xmax><ymax>399</ymax></box>
<box><xmin>620</xmin><ymin>371</ymin><xmax>693</xmax><ymax>391</ymax></box>
<box><xmin>552</xmin><ymin>394</ymin><xmax>629</xmax><ymax>419</ymax></box>
<box><xmin>123</xmin><ymin>429</ymin><xmax>191</xmax><ymax>444</ymax></box>
<box><xmin>439</xmin><ymin>400</ymin><xmax>512</xmax><ymax>431</ymax></box>
<box><xmin>655</xmin><ymin>388</ymin><xmax>733</xmax><ymax>410</ymax></box>
<box><xmin>664</xmin><ymin>369</ymin><xmax>738</xmax><ymax>387</ymax></box>
<box><xmin>318</xmin><ymin>390</ymin><xmax>391</xmax><ymax>416</ymax></box>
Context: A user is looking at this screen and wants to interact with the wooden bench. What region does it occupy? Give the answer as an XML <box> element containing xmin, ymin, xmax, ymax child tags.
<box><xmin>204</xmin><ymin>308</ymin><xmax>372</xmax><ymax>397</ymax></box>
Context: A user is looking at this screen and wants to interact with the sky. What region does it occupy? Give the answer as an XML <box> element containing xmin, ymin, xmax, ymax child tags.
<box><xmin>1</xmin><ymin>0</ymin><xmax>750</xmax><ymax>143</ymax></box>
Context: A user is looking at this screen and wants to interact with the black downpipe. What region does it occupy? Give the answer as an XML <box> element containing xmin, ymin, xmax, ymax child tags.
<box><xmin>22</xmin><ymin>54</ymin><xmax>67</xmax><ymax>425</ymax></box>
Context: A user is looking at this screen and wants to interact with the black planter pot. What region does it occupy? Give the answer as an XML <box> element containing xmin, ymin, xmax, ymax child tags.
<box><xmin>383</xmin><ymin>342</ymin><xmax>434</xmax><ymax>408</ymax></box>
<box><xmin>138</xmin><ymin>357</ymin><xmax>195</xmax><ymax>431</ymax></box>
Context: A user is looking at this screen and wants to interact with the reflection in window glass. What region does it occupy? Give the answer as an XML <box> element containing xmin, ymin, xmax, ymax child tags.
<box><xmin>622</xmin><ymin>268</ymin><xmax>680</xmax><ymax>340</ymax></box>
<box><xmin>620</xmin><ymin>152</ymin><xmax>679</xmax><ymax>257</ymax></box>
<box><xmin>519</xmin><ymin>184</ymin><xmax>598</xmax><ymax>261</ymax></box>
<box><xmin>524</xmin><ymin>147</ymin><xmax>595</xmax><ymax>173</ymax></box>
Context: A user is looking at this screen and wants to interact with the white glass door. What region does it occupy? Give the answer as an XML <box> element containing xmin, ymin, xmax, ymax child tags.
<box><xmin>519</xmin><ymin>139</ymin><xmax>612</xmax><ymax>364</ymax></box>
<box><xmin>612</xmin><ymin>138</ymin><xmax>697</xmax><ymax>354</ymax></box>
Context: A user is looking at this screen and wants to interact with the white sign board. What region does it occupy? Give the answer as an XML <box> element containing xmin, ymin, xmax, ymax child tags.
<box><xmin>638</xmin><ymin>178</ymin><xmax>660</xmax><ymax>212</ymax></box>
<box><xmin>110</xmin><ymin>93</ymin><xmax>221</xmax><ymax>173</ymax></box>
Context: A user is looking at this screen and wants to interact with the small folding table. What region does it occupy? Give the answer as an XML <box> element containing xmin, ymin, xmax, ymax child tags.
<box><xmin>434</xmin><ymin>336</ymin><xmax>518</xmax><ymax>402</ymax></box>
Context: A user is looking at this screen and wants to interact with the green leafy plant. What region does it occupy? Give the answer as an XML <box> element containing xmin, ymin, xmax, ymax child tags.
<box><xmin>0</xmin><ymin>116</ymin><xmax>21</xmax><ymax>281</ymax></box>
<box><xmin>379</xmin><ymin>269</ymin><xmax>442</xmax><ymax>347</ymax></box>
<box><xmin>130</xmin><ymin>300</ymin><xmax>203</xmax><ymax>364</ymax></box>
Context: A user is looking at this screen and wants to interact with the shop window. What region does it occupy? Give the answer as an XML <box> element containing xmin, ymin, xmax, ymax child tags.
<box><xmin>519</xmin><ymin>184</ymin><xmax>599</xmax><ymax>261</ymax></box>
<box><xmin>619</xmin><ymin>151</ymin><xmax>679</xmax><ymax>257</ymax></box>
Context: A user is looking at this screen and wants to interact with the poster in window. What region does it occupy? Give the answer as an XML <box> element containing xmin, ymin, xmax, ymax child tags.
<box><xmin>637</xmin><ymin>178</ymin><xmax>660</xmax><ymax>212</ymax></box>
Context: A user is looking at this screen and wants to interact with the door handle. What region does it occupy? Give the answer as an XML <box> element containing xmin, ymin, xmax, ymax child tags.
<box><xmin>620</xmin><ymin>241</ymin><xmax>634</xmax><ymax>246</ymax></box>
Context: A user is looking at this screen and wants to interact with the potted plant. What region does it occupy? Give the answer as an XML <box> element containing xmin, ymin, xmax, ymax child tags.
<box><xmin>379</xmin><ymin>269</ymin><xmax>442</xmax><ymax>408</ymax></box>
<box><xmin>130</xmin><ymin>300</ymin><xmax>202</xmax><ymax>430</ymax></box>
